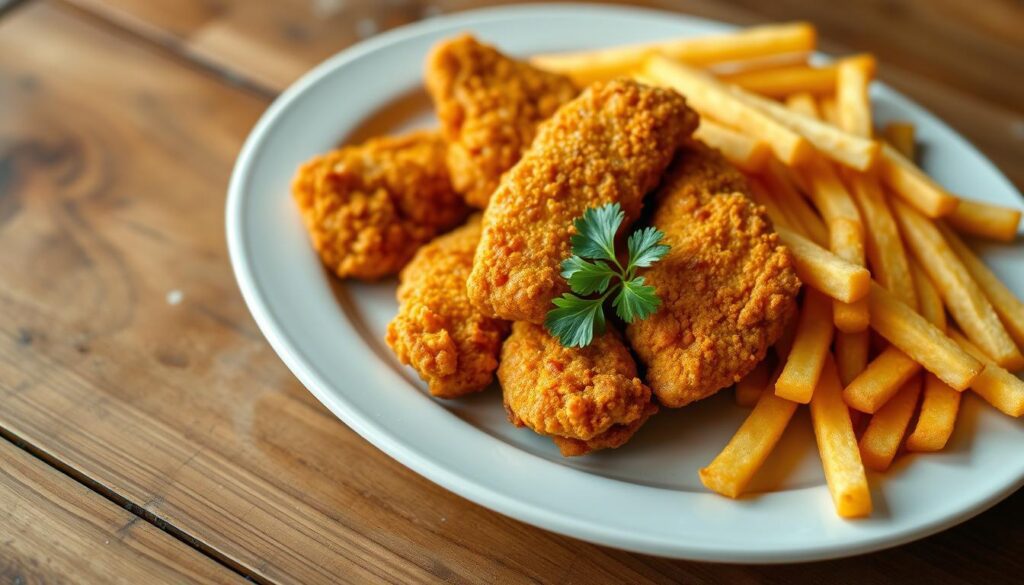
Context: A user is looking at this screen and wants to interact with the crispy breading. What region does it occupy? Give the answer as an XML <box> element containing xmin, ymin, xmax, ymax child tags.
<box><xmin>499</xmin><ymin>322</ymin><xmax>657</xmax><ymax>456</ymax></box>
<box><xmin>292</xmin><ymin>130</ymin><xmax>467</xmax><ymax>280</ymax></box>
<box><xmin>425</xmin><ymin>34</ymin><xmax>579</xmax><ymax>207</ymax></box>
<box><xmin>386</xmin><ymin>216</ymin><xmax>510</xmax><ymax>397</ymax></box>
<box><xmin>468</xmin><ymin>79</ymin><xmax>698</xmax><ymax>323</ymax></box>
<box><xmin>626</xmin><ymin>142</ymin><xmax>801</xmax><ymax>407</ymax></box>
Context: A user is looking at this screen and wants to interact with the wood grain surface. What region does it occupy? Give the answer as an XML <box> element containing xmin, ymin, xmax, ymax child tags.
<box><xmin>1</xmin><ymin>1</ymin><xmax>1022</xmax><ymax>583</ymax></box>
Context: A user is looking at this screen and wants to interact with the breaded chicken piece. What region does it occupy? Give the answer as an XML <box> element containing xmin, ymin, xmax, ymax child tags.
<box><xmin>292</xmin><ymin>130</ymin><xmax>467</xmax><ymax>280</ymax></box>
<box><xmin>468</xmin><ymin>80</ymin><xmax>698</xmax><ymax>323</ymax></box>
<box><xmin>626</xmin><ymin>142</ymin><xmax>801</xmax><ymax>408</ymax></box>
<box><xmin>425</xmin><ymin>34</ymin><xmax>579</xmax><ymax>207</ymax></box>
<box><xmin>499</xmin><ymin>322</ymin><xmax>658</xmax><ymax>457</ymax></box>
<box><xmin>386</xmin><ymin>216</ymin><xmax>510</xmax><ymax>397</ymax></box>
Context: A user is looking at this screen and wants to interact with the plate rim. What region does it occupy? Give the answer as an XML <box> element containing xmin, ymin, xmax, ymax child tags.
<box><xmin>226</xmin><ymin>2</ymin><xmax>1024</xmax><ymax>563</ymax></box>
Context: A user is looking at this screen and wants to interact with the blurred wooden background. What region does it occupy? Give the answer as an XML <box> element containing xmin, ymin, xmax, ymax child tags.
<box><xmin>0</xmin><ymin>0</ymin><xmax>1022</xmax><ymax>583</ymax></box>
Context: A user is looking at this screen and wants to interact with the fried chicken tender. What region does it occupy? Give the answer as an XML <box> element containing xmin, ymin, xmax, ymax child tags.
<box><xmin>386</xmin><ymin>216</ymin><xmax>510</xmax><ymax>397</ymax></box>
<box><xmin>425</xmin><ymin>34</ymin><xmax>579</xmax><ymax>207</ymax></box>
<box><xmin>626</xmin><ymin>142</ymin><xmax>801</xmax><ymax>408</ymax></box>
<box><xmin>468</xmin><ymin>79</ymin><xmax>698</xmax><ymax>323</ymax></box>
<box><xmin>292</xmin><ymin>130</ymin><xmax>468</xmax><ymax>280</ymax></box>
<box><xmin>499</xmin><ymin>322</ymin><xmax>658</xmax><ymax>457</ymax></box>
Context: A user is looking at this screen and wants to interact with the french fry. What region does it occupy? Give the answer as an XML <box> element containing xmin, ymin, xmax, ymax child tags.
<box><xmin>939</xmin><ymin>223</ymin><xmax>1024</xmax><ymax>351</ymax></box>
<box><xmin>836</xmin><ymin>55</ymin><xmax>874</xmax><ymax>139</ymax></box>
<box><xmin>868</xmin><ymin>282</ymin><xmax>982</xmax><ymax>391</ymax></box>
<box><xmin>847</xmin><ymin>171</ymin><xmax>917</xmax><ymax>307</ymax></box>
<box><xmin>761</xmin><ymin>160</ymin><xmax>830</xmax><ymax>247</ymax></box>
<box><xmin>532</xmin><ymin>22</ymin><xmax>817</xmax><ymax>85</ymax></box>
<box><xmin>858</xmin><ymin>375</ymin><xmax>922</xmax><ymax>471</ymax></box>
<box><xmin>707</xmin><ymin>52</ymin><xmax>811</xmax><ymax>76</ymax></box>
<box><xmin>835</xmin><ymin>330</ymin><xmax>870</xmax><ymax>387</ymax></box>
<box><xmin>748</xmin><ymin>177</ymin><xmax>797</xmax><ymax>232</ymax></box>
<box><xmin>694</xmin><ymin>119</ymin><xmax>771</xmax><ymax>172</ymax></box>
<box><xmin>645</xmin><ymin>56</ymin><xmax>812</xmax><ymax>165</ymax></box>
<box><xmin>950</xmin><ymin>330</ymin><xmax>1024</xmax><ymax>417</ymax></box>
<box><xmin>945</xmin><ymin>199</ymin><xmax>1022</xmax><ymax>243</ymax></box>
<box><xmin>879</xmin><ymin>143</ymin><xmax>959</xmax><ymax>218</ymax></box>
<box><xmin>892</xmin><ymin>199</ymin><xmax>1024</xmax><ymax>369</ymax></box>
<box><xmin>722</xmin><ymin>64</ymin><xmax>836</xmax><ymax>98</ymax></box>
<box><xmin>883</xmin><ymin>122</ymin><xmax>915</xmax><ymax>158</ymax></box>
<box><xmin>842</xmin><ymin>346</ymin><xmax>921</xmax><ymax>413</ymax></box>
<box><xmin>830</xmin><ymin>219</ymin><xmax>870</xmax><ymax>332</ymax></box>
<box><xmin>809</xmin><ymin>355</ymin><xmax>872</xmax><ymax>518</ymax></box>
<box><xmin>725</xmin><ymin>84</ymin><xmax>880</xmax><ymax>170</ymax></box>
<box><xmin>777</xmin><ymin>227</ymin><xmax>871</xmax><ymax>303</ymax></box>
<box><xmin>735</xmin><ymin>358</ymin><xmax>775</xmax><ymax>407</ymax></box>
<box><xmin>701</xmin><ymin>375</ymin><xmax>799</xmax><ymax>497</ymax></box>
<box><xmin>776</xmin><ymin>289</ymin><xmax>834</xmax><ymax>403</ymax></box>
<box><xmin>906</xmin><ymin>374</ymin><xmax>961</xmax><ymax>452</ymax></box>
<box><xmin>909</xmin><ymin>259</ymin><xmax>946</xmax><ymax>329</ymax></box>
<box><xmin>819</xmin><ymin>97</ymin><xmax>839</xmax><ymax>127</ymax></box>
<box><xmin>784</xmin><ymin>92</ymin><xmax>820</xmax><ymax>118</ymax></box>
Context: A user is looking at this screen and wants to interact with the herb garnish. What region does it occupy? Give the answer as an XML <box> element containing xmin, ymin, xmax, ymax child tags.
<box><xmin>544</xmin><ymin>203</ymin><xmax>670</xmax><ymax>348</ymax></box>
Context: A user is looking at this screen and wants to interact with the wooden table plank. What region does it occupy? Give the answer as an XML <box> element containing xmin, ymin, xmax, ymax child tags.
<box><xmin>1</xmin><ymin>2</ymin><xmax>1023</xmax><ymax>584</ymax></box>
<box><xmin>0</xmin><ymin>437</ymin><xmax>245</xmax><ymax>584</ymax></box>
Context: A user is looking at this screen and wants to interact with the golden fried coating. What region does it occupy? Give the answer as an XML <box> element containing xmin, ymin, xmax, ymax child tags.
<box><xmin>499</xmin><ymin>322</ymin><xmax>657</xmax><ymax>457</ymax></box>
<box><xmin>292</xmin><ymin>131</ymin><xmax>467</xmax><ymax>280</ymax></box>
<box><xmin>425</xmin><ymin>34</ymin><xmax>579</xmax><ymax>207</ymax></box>
<box><xmin>626</xmin><ymin>142</ymin><xmax>801</xmax><ymax>408</ymax></box>
<box><xmin>468</xmin><ymin>79</ymin><xmax>698</xmax><ymax>323</ymax></box>
<box><xmin>386</xmin><ymin>216</ymin><xmax>510</xmax><ymax>398</ymax></box>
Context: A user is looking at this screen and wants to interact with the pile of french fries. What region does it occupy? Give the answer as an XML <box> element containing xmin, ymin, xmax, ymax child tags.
<box><xmin>531</xmin><ymin>23</ymin><xmax>1024</xmax><ymax>519</ymax></box>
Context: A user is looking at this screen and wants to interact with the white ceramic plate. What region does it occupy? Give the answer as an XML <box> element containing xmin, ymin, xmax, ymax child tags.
<box><xmin>226</xmin><ymin>3</ymin><xmax>1024</xmax><ymax>563</ymax></box>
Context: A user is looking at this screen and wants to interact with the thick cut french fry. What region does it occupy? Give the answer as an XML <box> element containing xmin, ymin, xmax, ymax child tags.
<box><xmin>883</xmin><ymin>122</ymin><xmax>915</xmax><ymax>158</ymax></box>
<box><xmin>748</xmin><ymin>177</ymin><xmax>798</xmax><ymax>232</ymax></box>
<box><xmin>724</xmin><ymin>64</ymin><xmax>836</xmax><ymax>97</ymax></box>
<box><xmin>868</xmin><ymin>282</ymin><xmax>982</xmax><ymax>391</ymax></box>
<box><xmin>879</xmin><ymin>143</ymin><xmax>959</xmax><ymax>218</ymax></box>
<box><xmin>950</xmin><ymin>330</ymin><xmax>1024</xmax><ymax>417</ymax></box>
<box><xmin>809</xmin><ymin>356</ymin><xmax>872</xmax><ymax>518</ymax></box>
<box><xmin>847</xmin><ymin>171</ymin><xmax>917</xmax><ymax>307</ymax></box>
<box><xmin>939</xmin><ymin>223</ymin><xmax>1024</xmax><ymax>351</ymax></box>
<box><xmin>842</xmin><ymin>346</ymin><xmax>921</xmax><ymax>413</ymax></box>
<box><xmin>762</xmin><ymin>160</ymin><xmax>830</xmax><ymax>246</ymax></box>
<box><xmin>532</xmin><ymin>22</ymin><xmax>817</xmax><ymax>85</ymax></box>
<box><xmin>836</xmin><ymin>330</ymin><xmax>870</xmax><ymax>387</ymax></box>
<box><xmin>819</xmin><ymin>97</ymin><xmax>839</xmax><ymax>127</ymax></box>
<box><xmin>785</xmin><ymin>92</ymin><xmax>819</xmax><ymax>118</ymax></box>
<box><xmin>906</xmin><ymin>373</ymin><xmax>960</xmax><ymax>452</ymax></box>
<box><xmin>946</xmin><ymin>199</ymin><xmax>1022</xmax><ymax>243</ymax></box>
<box><xmin>859</xmin><ymin>375</ymin><xmax>922</xmax><ymax>471</ymax></box>
<box><xmin>777</xmin><ymin>227</ymin><xmax>870</xmax><ymax>303</ymax></box>
<box><xmin>694</xmin><ymin>119</ymin><xmax>771</xmax><ymax>172</ymax></box>
<box><xmin>910</xmin><ymin>258</ymin><xmax>946</xmax><ymax>330</ymax></box>
<box><xmin>700</xmin><ymin>383</ymin><xmax>799</xmax><ymax>498</ymax></box>
<box><xmin>645</xmin><ymin>56</ymin><xmax>812</xmax><ymax>165</ymax></box>
<box><xmin>726</xmin><ymin>85</ymin><xmax>880</xmax><ymax>170</ymax></box>
<box><xmin>836</xmin><ymin>56</ymin><xmax>874</xmax><ymax>138</ymax></box>
<box><xmin>776</xmin><ymin>289</ymin><xmax>834</xmax><ymax>403</ymax></box>
<box><xmin>893</xmin><ymin>199</ymin><xmax>1024</xmax><ymax>369</ymax></box>
<box><xmin>830</xmin><ymin>219</ymin><xmax>870</xmax><ymax>332</ymax></box>
<box><xmin>735</xmin><ymin>358</ymin><xmax>775</xmax><ymax>407</ymax></box>
<box><xmin>797</xmin><ymin>157</ymin><xmax>863</xmax><ymax>225</ymax></box>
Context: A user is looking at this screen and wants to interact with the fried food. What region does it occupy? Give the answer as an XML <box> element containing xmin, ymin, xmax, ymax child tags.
<box><xmin>386</xmin><ymin>216</ymin><xmax>510</xmax><ymax>398</ymax></box>
<box><xmin>626</xmin><ymin>142</ymin><xmax>800</xmax><ymax>407</ymax></box>
<box><xmin>292</xmin><ymin>130</ymin><xmax>468</xmax><ymax>280</ymax></box>
<box><xmin>468</xmin><ymin>79</ymin><xmax>697</xmax><ymax>323</ymax></box>
<box><xmin>425</xmin><ymin>34</ymin><xmax>579</xmax><ymax>207</ymax></box>
<box><xmin>499</xmin><ymin>322</ymin><xmax>657</xmax><ymax>457</ymax></box>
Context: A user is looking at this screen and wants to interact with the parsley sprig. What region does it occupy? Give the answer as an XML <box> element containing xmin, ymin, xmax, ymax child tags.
<box><xmin>544</xmin><ymin>203</ymin><xmax>670</xmax><ymax>348</ymax></box>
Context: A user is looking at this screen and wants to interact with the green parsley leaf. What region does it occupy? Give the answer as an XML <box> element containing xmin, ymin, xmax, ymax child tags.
<box><xmin>626</xmin><ymin>227</ymin><xmax>670</xmax><ymax>272</ymax></box>
<box><xmin>570</xmin><ymin>203</ymin><xmax>624</xmax><ymax>262</ymax></box>
<box><xmin>613</xmin><ymin>276</ymin><xmax>661</xmax><ymax>323</ymax></box>
<box><xmin>544</xmin><ymin>294</ymin><xmax>607</xmax><ymax>348</ymax></box>
<box><xmin>561</xmin><ymin>256</ymin><xmax>616</xmax><ymax>295</ymax></box>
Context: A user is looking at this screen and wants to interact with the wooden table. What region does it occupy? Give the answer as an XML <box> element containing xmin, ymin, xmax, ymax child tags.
<box><xmin>1</xmin><ymin>1</ymin><xmax>1021</xmax><ymax>582</ymax></box>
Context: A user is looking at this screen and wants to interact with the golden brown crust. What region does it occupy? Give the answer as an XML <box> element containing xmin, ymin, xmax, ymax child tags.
<box><xmin>292</xmin><ymin>131</ymin><xmax>467</xmax><ymax>280</ymax></box>
<box><xmin>626</xmin><ymin>142</ymin><xmax>801</xmax><ymax>407</ymax></box>
<box><xmin>467</xmin><ymin>79</ymin><xmax>698</xmax><ymax>323</ymax></box>
<box><xmin>425</xmin><ymin>34</ymin><xmax>579</xmax><ymax>207</ymax></box>
<box><xmin>386</xmin><ymin>216</ymin><xmax>510</xmax><ymax>397</ymax></box>
<box><xmin>499</xmin><ymin>322</ymin><xmax>657</xmax><ymax>455</ymax></box>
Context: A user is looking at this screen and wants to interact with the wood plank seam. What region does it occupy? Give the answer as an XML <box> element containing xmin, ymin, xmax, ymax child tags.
<box><xmin>0</xmin><ymin>427</ymin><xmax>268</xmax><ymax>585</ymax></box>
